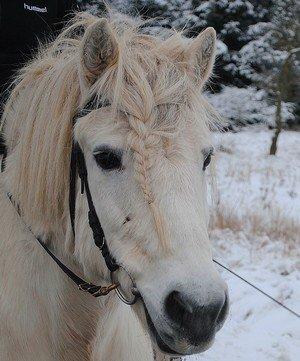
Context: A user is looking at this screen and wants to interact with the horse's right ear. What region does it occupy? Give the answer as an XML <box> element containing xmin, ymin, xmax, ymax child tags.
<box><xmin>80</xmin><ymin>19</ymin><xmax>118</xmax><ymax>82</ymax></box>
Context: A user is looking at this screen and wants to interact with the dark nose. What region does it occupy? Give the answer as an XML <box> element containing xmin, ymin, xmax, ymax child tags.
<box><xmin>165</xmin><ymin>290</ymin><xmax>228</xmax><ymax>345</ymax></box>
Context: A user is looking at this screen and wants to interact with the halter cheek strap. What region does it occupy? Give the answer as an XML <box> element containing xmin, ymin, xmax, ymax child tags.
<box><xmin>69</xmin><ymin>96</ymin><xmax>119</xmax><ymax>274</ymax></box>
<box><xmin>70</xmin><ymin>142</ymin><xmax>119</xmax><ymax>273</ymax></box>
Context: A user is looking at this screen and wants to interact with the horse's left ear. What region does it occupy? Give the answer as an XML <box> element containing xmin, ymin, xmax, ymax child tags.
<box><xmin>187</xmin><ymin>27</ymin><xmax>216</xmax><ymax>86</ymax></box>
<box><xmin>80</xmin><ymin>19</ymin><xmax>119</xmax><ymax>82</ymax></box>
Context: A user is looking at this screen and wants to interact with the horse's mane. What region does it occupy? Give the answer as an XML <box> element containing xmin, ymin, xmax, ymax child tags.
<box><xmin>1</xmin><ymin>11</ymin><xmax>219</xmax><ymax>233</ymax></box>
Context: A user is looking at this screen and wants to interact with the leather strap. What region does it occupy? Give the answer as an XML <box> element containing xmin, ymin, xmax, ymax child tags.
<box><xmin>69</xmin><ymin>97</ymin><xmax>119</xmax><ymax>273</ymax></box>
<box><xmin>35</xmin><ymin>235</ymin><xmax>118</xmax><ymax>297</ymax></box>
<box><xmin>73</xmin><ymin>142</ymin><xmax>119</xmax><ymax>272</ymax></box>
<box><xmin>6</xmin><ymin>193</ymin><xmax>118</xmax><ymax>298</ymax></box>
<box><xmin>69</xmin><ymin>140</ymin><xmax>77</xmax><ymax>236</ymax></box>
<box><xmin>0</xmin><ymin>134</ymin><xmax>7</xmax><ymax>172</ymax></box>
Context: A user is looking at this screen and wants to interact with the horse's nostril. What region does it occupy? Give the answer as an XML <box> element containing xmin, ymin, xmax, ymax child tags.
<box><xmin>165</xmin><ymin>291</ymin><xmax>193</xmax><ymax>324</ymax></box>
<box><xmin>164</xmin><ymin>290</ymin><xmax>228</xmax><ymax>345</ymax></box>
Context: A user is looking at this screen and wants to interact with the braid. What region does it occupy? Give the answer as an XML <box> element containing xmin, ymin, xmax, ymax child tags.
<box><xmin>127</xmin><ymin>123</ymin><xmax>154</xmax><ymax>205</ymax></box>
<box><xmin>127</xmin><ymin>116</ymin><xmax>170</xmax><ymax>252</ymax></box>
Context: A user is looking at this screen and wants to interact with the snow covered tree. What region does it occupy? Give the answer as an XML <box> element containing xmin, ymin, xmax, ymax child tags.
<box><xmin>237</xmin><ymin>0</ymin><xmax>299</xmax><ymax>93</ymax></box>
<box><xmin>184</xmin><ymin>1</ymin><xmax>273</xmax><ymax>89</ymax></box>
<box><xmin>235</xmin><ymin>0</ymin><xmax>299</xmax><ymax>150</ymax></box>
<box><xmin>77</xmin><ymin>0</ymin><xmax>299</xmax><ymax>131</ymax></box>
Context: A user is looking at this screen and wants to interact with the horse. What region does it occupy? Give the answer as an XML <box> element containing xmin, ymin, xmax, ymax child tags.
<box><xmin>0</xmin><ymin>10</ymin><xmax>228</xmax><ymax>361</ymax></box>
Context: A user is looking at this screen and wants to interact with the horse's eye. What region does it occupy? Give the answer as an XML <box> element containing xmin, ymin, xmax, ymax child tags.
<box><xmin>202</xmin><ymin>147</ymin><xmax>214</xmax><ymax>171</ymax></box>
<box><xmin>94</xmin><ymin>149</ymin><xmax>122</xmax><ymax>171</ymax></box>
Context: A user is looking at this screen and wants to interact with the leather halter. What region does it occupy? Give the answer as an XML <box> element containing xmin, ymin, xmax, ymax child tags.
<box><xmin>1</xmin><ymin>97</ymin><xmax>138</xmax><ymax>304</ymax></box>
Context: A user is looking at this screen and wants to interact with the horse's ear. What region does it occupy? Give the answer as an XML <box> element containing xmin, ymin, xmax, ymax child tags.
<box><xmin>81</xmin><ymin>19</ymin><xmax>118</xmax><ymax>82</ymax></box>
<box><xmin>187</xmin><ymin>27</ymin><xmax>216</xmax><ymax>86</ymax></box>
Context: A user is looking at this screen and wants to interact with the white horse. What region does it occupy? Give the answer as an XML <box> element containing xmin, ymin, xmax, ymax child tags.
<box><xmin>0</xmin><ymin>11</ymin><xmax>228</xmax><ymax>361</ymax></box>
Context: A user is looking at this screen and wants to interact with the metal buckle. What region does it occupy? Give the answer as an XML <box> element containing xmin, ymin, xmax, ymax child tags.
<box><xmin>78</xmin><ymin>282</ymin><xmax>92</xmax><ymax>292</ymax></box>
<box><xmin>92</xmin><ymin>283</ymin><xmax>119</xmax><ymax>297</ymax></box>
<box><xmin>78</xmin><ymin>282</ymin><xmax>119</xmax><ymax>297</ymax></box>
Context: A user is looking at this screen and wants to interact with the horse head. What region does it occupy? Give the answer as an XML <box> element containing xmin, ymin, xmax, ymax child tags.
<box><xmin>73</xmin><ymin>17</ymin><xmax>228</xmax><ymax>356</ymax></box>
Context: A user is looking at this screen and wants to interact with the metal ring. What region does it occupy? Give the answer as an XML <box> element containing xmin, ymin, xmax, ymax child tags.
<box><xmin>110</xmin><ymin>266</ymin><xmax>139</xmax><ymax>305</ymax></box>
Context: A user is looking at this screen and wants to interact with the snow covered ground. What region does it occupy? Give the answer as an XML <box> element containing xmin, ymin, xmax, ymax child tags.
<box><xmin>186</xmin><ymin>127</ymin><xmax>300</xmax><ymax>361</ymax></box>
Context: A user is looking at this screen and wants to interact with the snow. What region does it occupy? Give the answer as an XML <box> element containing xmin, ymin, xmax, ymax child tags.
<box><xmin>195</xmin><ymin>1</ymin><xmax>211</xmax><ymax>14</ymax></box>
<box><xmin>206</xmin><ymin>87</ymin><xmax>295</xmax><ymax>126</ymax></box>
<box><xmin>185</xmin><ymin>127</ymin><xmax>300</xmax><ymax>361</ymax></box>
<box><xmin>221</xmin><ymin>21</ymin><xmax>242</xmax><ymax>37</ymax></box>
<box><xmin>212</xmin><ymin>127</ymin><xmax>299</xmax><ymax>221</ymax></box>
<box><xmin>216</xmin><ymin>40</ymin><xmax>229</xmax><ymax>57</ymax></box>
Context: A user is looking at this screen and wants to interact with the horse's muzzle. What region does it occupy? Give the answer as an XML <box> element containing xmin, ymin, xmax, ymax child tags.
<box><xmin>145</xmin><ymin>290</ymin><xmax>229</xmax><ymax>356</ymax></box>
